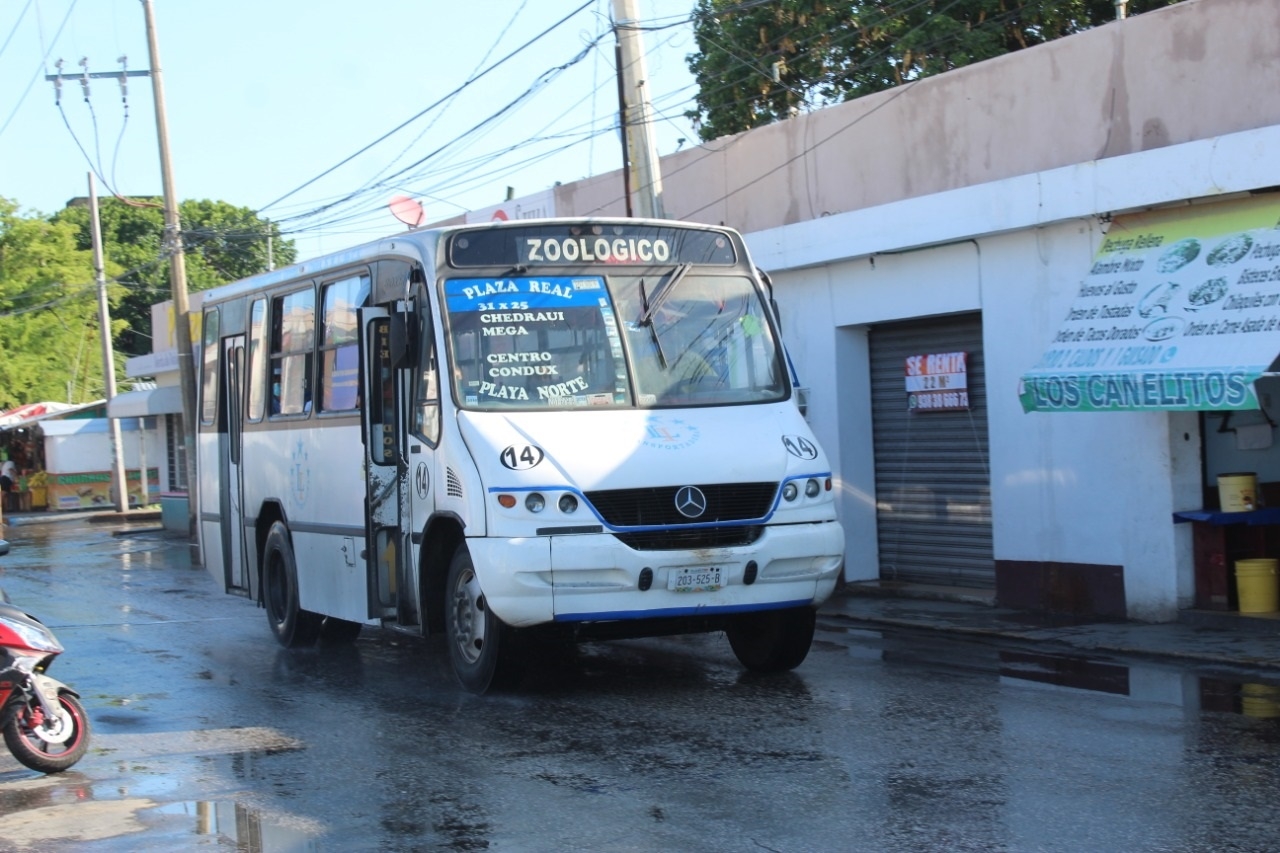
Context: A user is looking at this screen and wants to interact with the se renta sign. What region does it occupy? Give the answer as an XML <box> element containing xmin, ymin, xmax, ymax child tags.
<box><xmin>1019</xmin><ymin>195</ymin><xmax>1280</xmax><ymax>413</ymax></box>
<box><xmin>906</xmin><ymin>352</ymin><xmax>969</xmax><ymax>412</ymax></box>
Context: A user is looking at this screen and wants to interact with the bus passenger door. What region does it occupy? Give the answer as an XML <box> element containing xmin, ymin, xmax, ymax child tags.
<box><xmin>219</xmin><ymin>335</ymin><xmax>250</xmax><ymax>595</ymax></box>
<box><xmin>359</xmin><ymin>308</ymin><xmax>410</xmax><ymax>624</ymax></box>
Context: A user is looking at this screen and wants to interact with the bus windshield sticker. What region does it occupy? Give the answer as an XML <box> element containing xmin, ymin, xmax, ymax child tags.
<box><xmin>445</xmin><ymin>276</ymin><xmax>628</xmax><ymax>408</ymax></box>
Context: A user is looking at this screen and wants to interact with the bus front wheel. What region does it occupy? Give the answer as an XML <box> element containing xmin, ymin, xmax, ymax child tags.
<box><xmin>262</xmin><ymin>521</ymin><xmax>322</xmax><ymax>648</ymax></box>
<box><xmin>726</xmin><ymin>606</ymin><xmax>816</xmax><ymax>672</ymax></box>
<box><xmin>446</xmin><ymin>545</ymin><xmax>519</xmax><ymax>693</ymax></box>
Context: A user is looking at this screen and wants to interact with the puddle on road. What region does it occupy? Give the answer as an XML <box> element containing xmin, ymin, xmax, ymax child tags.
<box><xmin>0</xmin><ymin>791</ymin><xmax>322</xmax><ymax>851</ymax></box>
<box><xmin>998</xmin><ymin>649</ymin><xmax>1130</xmax><ymax>696</ymax></box>
<box><xmin>998</xmin><ymin>647</ymin><xmax>1280</xmax><ymax>720</ymax></box>
<box><xmin>842</xmin><ymin>625</ymin><xmax>1280</xmax><ymax>721</ymax></box>
<box><xmin>1201</xmin><ymin>678</ymin><xmax>1280</xmax><ymax>719</ymax></box>
<box><xmin>0</xmin><ymin>725</ymin><xmax>316</xmax><ymax>850</ymax></box>
<box><xmin>144</xmin><ymin>800</ymin><xmax>324</xmax><ymax>851</ymax></box>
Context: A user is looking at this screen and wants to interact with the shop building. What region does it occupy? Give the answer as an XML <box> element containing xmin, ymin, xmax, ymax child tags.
<box><xmin>0</xmin><ymin>401</ymin><xmax>167</xmax><ymax>512</ymax></box>
<box><xmin>108</xmin><ymin>296</ymin><xmax>199</xmax><ymax>517</ymax></box>
<box><xmin>511</xmin><ymin>0</ymin><xmax>1280</xmax><ymax>622</ymax></box>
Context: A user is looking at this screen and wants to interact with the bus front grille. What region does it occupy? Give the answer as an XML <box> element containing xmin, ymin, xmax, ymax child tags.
<box><xmin>584</xmin><ymin>482</ymin><xmax>777</xmax><ymax>527</ymax></box>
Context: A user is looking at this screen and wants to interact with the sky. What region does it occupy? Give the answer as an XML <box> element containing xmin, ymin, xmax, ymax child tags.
<box><xmin>0</xmin><ymin>0</ymin><xmax>702</xmax><ymax>257</ymax></box>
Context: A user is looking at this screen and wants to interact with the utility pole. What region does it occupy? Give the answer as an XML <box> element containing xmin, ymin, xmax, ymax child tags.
<box><xmin>88</xmin><ymin>174</ymin><xmax>131</xmax><ymax>513</ymax></box>
<box><xmin>141</xmin><ymin>0</ymin><xmax>200</xmax><ymax>560</ymax></box>
<box><xmin>613</xmin><ymin>0</ymin><xmax>665</xmax><ymax>219</ymax></box>
<box><xmin>614</xmin><ymin>44</ymin><xmax>634</xmax><ymax>217</ymax></box>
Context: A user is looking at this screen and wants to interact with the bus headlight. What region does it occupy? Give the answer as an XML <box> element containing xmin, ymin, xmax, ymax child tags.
<box><xmin>782</xmin><ymin>482</ymin><xmax>798</xmax><ymax>502</ymax></box>
<box><xmin>525</xmin><ymin>493</ymin><xmax>546</xmax><ymax>513</ymax></box>
<box><xmin>558</xmin><ymin>494</ymin><xmax>579</xmax><ymax>514</ymax></box>
<box><xmin>805</xmin><ymin>478</ymin><xmax>821</xmax><ymax>498</ymax></box>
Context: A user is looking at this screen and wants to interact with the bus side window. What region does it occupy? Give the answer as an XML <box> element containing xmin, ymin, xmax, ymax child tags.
<box><xmin>413</xmin><ymin>313</ymin><xmax>440</xmax><ymax>446</ymax></box>
<box><xmin>269</xmin><ymin>287</ymin><xmax>315</xmax><ymax>417</ymax></box>
<box><xmin>247</xmin><ymin>298</ymin><xmax>267</xmax><ymax>422</ymax></box>
<box><xmin>200</xmin><ymin>307</ymin><xmax>220</xmax><ymax>427</ymax></box>
<box><xmin>319</xmin><ymin>274</ymin><xmax>370</xmax><ymax>412</ymax></box>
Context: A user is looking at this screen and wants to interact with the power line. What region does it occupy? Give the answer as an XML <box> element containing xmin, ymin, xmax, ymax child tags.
<box><xmin>0</xmin><ymin>0</ymin><xmax>77</xmax><ymax>139</ymax></box>
<box><xmin>257</xmin><ymin>0</ymin><xmax>596</xmax><ymax>215</ymax></box>
<box><xmin>265</xmin><ymin>28</ymin><xmax>611</xmax><ymax>234</ymax></box>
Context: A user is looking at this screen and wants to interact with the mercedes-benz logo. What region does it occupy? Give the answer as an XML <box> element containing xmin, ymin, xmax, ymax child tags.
<box><xmin>674</xmin><ymin>485</ymin><xmax>707</xmax><ymax>519</ymax></box>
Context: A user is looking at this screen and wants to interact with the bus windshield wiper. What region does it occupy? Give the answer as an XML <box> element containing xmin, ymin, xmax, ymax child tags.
<box><xmin>638</xmin><ymin>263</ymin><xmax>692</xmax><ymax>327</ymax></box>
<box><xmin>636</xmin><ymin>278</ymin><xmax>668</xmax><ymax>368</ymax></box>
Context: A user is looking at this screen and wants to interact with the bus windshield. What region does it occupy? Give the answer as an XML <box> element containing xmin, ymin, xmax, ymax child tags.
<box><xmin>443</xmin><ymin>271</ymin><xmax>786</xmax><ymax>410</ymax></box>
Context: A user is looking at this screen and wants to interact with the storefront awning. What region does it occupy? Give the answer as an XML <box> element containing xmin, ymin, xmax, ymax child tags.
<box><xmin>1020</xmin><ymin>194</ymin><xmax>1280</xmax><ymax>412</ymax></box>
<box><xmin>0</xmin><ymin>400</ymin><xmax>105</xmax><ymax>430</ymax></box>
<box><xmin>107</xmin><ymin>385</ymin><xmax>183</xmax><ymax>419</ymax></box>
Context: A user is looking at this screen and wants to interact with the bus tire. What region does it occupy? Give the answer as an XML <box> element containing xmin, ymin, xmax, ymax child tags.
<box><xmin>726</xmin><ymin>606</ymin><xmax>816</xmax><ymax>673</ymax></box>
<box><xmin>262</xmin><ymin>521</ymin><xmax>322</xmax><ymax>648</ymax></box>
<box><xmin>446</xmin><ymin>544</ymin><xmax>519</xmax><ymax>693</ymax></box>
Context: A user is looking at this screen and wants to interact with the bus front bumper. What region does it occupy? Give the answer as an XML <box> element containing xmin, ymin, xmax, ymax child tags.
<box><xmin>467</xmin><ymin>521</ymin><xmax>845</xmax><ymax>629</ymax></box>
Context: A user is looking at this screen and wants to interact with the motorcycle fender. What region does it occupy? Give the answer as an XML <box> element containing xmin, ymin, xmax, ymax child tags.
<box><xmin>31</xmin><ymin>673</ymin><xmax>76</xmax><ymax>700</ymax></box>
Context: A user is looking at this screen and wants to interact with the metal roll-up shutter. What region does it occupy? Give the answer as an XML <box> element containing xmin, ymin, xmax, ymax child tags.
<box><xmin>869</xmin><ymin>313</ymin><xmax>993</xmax><ymax>587</ymax></box>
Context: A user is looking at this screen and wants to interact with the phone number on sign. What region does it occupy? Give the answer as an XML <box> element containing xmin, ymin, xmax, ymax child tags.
<box><xmin>912</xmin><ymin>391</ymin><xmax>969</xmax><ymax>410</ymax></box>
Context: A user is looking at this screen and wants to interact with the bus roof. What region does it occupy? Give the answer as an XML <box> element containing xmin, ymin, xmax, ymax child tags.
<box><xmin>198</xmin><ymin>217</ymin><xmax>744</xmax><ymax>307</ymax></box>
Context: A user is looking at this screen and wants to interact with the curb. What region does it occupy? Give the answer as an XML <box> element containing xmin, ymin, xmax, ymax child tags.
<box><xmin>821</xmin><ymin>605</ymin><xmax>1280</xmax><ymax>673</ymax></box>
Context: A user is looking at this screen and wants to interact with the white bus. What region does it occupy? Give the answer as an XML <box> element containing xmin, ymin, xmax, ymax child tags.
<box><xmin>198</xmin><ymin>218</ymin><xmax>844</xmax><ymax>692</ymax></box>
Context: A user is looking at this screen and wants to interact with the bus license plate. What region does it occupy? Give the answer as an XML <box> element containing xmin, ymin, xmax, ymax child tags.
<box><xmin>668</xmin><ymin>567</ymin><xmax>722</xmax><ymax>593</ymax></box>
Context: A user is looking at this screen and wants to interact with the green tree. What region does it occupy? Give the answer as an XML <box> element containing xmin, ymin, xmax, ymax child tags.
<box><xmin>53</xmin><ymin>199</ymin><xmax>294</xmax><ymax>356</ymax></box>
<box><xmin>686</xmin><ymin>0</ymin><xmax>1186</xmax><ymax>142</ymax></box>
<box><xmin>0</xmin><ymin>198</ymin><xmax>120</xmax><ymax>407</ymax></box>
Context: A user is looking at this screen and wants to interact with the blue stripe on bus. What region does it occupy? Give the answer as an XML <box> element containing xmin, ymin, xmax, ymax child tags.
<box><xmin>551</xmin><ymin>598</ymin><xmax>812</xmax><ymax>622</ymax></box>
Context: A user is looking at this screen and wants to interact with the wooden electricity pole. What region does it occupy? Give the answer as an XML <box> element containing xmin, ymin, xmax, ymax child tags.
<box><xmin>88</xmin><ymin>174</ymin><xmax>131</xmax><ymax>513</ymax></box>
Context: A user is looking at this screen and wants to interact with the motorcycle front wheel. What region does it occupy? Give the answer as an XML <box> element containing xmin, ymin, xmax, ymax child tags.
<box><xmin>4</xmin><ymin>691</ymin><xmax>91</xmax><ymax>773</ymax></box>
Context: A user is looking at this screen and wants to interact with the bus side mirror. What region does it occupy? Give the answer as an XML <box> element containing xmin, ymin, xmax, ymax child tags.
<box><xmin>389</xmin><ymin>313</ymin><xmax>417</xmax><ymax>370</ymax></box>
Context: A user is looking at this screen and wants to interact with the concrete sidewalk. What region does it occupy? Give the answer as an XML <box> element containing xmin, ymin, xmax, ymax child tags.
<box><xmin>823</xmin><ymin>582</ymin><xmax>1280</xmax><ymax>672</ymax></box>
<box><xmin>1</xmin><ymin>508</ymin><xmax>163</xmax><ymax>528</ymax></box>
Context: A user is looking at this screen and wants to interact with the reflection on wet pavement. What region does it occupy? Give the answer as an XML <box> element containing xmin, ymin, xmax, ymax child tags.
<box><xmin>1</xmin><ymin>522</ymin><xmax>1280</xmax><ymax>851</ymax></box>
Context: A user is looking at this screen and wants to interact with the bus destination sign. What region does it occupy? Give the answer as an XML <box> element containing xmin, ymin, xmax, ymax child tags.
<box><xmin>449</xmin><ymin>224</ymin><xmax>737</xmax><ymax>268</ymax></box>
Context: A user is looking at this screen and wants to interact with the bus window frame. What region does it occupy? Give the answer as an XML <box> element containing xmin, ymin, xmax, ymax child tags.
<box><xmin>268</xmin><ymin>284</ymin><xmax>317</xmax><ymax>419</ymax></box>
<box><xmin>200</xmin><ymin>306</ymin><xmax>221</xmax><ymax>427</ymax></box>
<box><xmin>317</xmin><ymin>272</ymin><xmax>371</xmax><ymax>415</ymax></box>
<box><xmin>246</xmin><ymin>297</ymin><xmax>268</xmax><ymax>423</ymax></box>
<box><xmin>410</xmin><ymin>290</ymin><xmax>441</xmax><ymax>448</ymax></box>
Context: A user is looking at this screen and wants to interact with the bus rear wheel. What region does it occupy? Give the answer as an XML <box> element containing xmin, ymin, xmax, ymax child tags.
<box><xmin>262</xmin><ymin>521</ymin><xmax>322</xmax><ymax>648</ymax></box>
<box><xmin>726</xmin><ymin>606</ymin><xmax>816</xmax><ymax>673</ymax></box>
<box><xmin>446</xmin><ymin>545</ymin><xmax>520</xmax><ymax>693</ymax></box>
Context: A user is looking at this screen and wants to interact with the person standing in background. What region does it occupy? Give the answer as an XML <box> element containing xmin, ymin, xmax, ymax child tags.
<box><xmin>0</xmin><ymin>453</ymin><xmax>17</xmax><ymax>512</ymax></box>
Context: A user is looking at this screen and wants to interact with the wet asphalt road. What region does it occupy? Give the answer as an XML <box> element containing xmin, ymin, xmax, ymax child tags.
<box><xmin>0</xmin><ymin>518</ymin><xmax>1278</xmax><ymax>852</ymax></box>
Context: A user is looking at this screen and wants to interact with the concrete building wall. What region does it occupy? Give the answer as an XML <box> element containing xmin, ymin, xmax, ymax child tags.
<box><xmin>557</xmin><ymin>0</ymin><xmax>1280</xmax><ymax>234</ymax></box>
<box><xmin>746</xmin><ymin>116</ymin><xmax>1280</xmax><ymax>621</ymax></box>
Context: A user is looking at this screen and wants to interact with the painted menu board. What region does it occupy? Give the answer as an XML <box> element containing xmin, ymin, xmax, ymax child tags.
<box><xmin>1020</xmin><ymin>195</ymin><xmax>1280</xmax><ymax>412</ymax></box>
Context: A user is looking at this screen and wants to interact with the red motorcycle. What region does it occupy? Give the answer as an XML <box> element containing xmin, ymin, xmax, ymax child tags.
<box><xmin>0</xmin><ymin>540</ymin><xmax>90</xmax><ymax>773</ymax></box>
